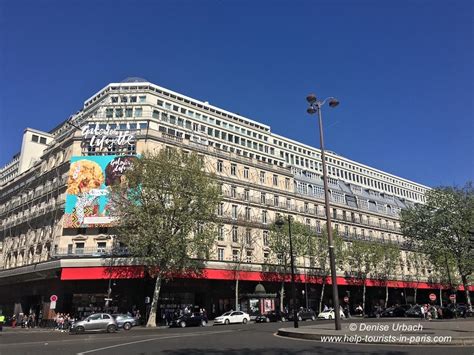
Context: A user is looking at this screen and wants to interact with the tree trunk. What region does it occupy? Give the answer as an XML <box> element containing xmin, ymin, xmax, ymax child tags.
<box><xmin>362</xmin><ymin>282</ymin><xmax>366</xmax><ymax>316</ymax></box>
<box><xmin>414</xmin><ymin>288</ymin><xmax>417</xmax><ymax>304</ymax></box>
<box><xmin>235</xmin><ymin>278</ymin><xmax>239</xmax><ymax>311</ymax></box>
<box><xmin>461</xmin><ymin>274</ymin><xmax>472</xmax><ymax>309</ymax></box>
<box><xmin>319</xmin><ymin>281</ymin><xmax>326</xmax><ymax>313</ymax></box>
<box><xmin>146</xmin><ymin>276</ymin><xmax>162</xmax><ymax>327</ymax></box>
<box><xmin>385</xmin><ymin>284</ymin><xmax>389</xmax><ymax>308</ymax></box>
<box><xmin>280</xmin><ymin>281</ymin><xmax>285</xmax><ymax>312</ymax></box>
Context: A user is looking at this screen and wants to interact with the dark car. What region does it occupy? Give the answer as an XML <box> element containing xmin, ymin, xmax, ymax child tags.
<box><xmin>288</xmin><ymin>308</ymin><xmax>316</xmax><ymax>321</ymax></box>
<box><xmin>442</xmin><ymin>304</ymin><xmax>473</xmax><ymax>319</ymax></box>
<box><xmin>255</xmin><ymin>311</ymin><xmax>288</xmax><ymax>323</ymax></box>
<box><xmin>405</xmin><ymin>305</ymin><xmax>423</xmax><ymax>318</ymax></box>
<box><xmin>169</xmin><ymin>313</ymin><xmax>208</xmax><ymax>328</ymax></box>
<box><xmin>381</xmin><ymin>305</ymin><xmax>410</xmax><ymax>317</ymax></box>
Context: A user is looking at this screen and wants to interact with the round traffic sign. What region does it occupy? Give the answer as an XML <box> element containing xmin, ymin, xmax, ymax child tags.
<box><xmin>343</xmin><ymin>296</ymin><xmax>349</xmax><ymax>303</ymax></box>
<box><xmin>50</xmin><ymin>295</ymin><xmax>58</xmax><ymax>302</ymax></box>
<box><xmin>429</xmin><ymin>293</ymin><xmax>436</xmax><ymax>301</ymax></box>
<box><xmin>449</xmin><ymin>294</ymin><xmax>456</xmax><ymax>301</ymax></box>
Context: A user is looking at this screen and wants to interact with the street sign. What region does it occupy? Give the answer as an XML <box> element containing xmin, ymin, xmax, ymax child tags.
<box><xmin>429</xmin><ymin>293</ymin><xmax>436</xmax><ymax>301</ymax></box>
<box><xmin>50</xmin><ymin>295</ymin><xmax>58</xmax><ymax>302</ymax></box>
<box><xmin>145</xmin><ymin>297</ymin><xmax>151</xmax><ymax>304</ymax></box>
<box><xmin>343</xmin><ymin>296</ymin><xmax>349</xmax><ymax>303</ymax></box>
<box><xmin>50</xmin><ymin>301</ymin><xmax>56</xmax><ymax>310</ymax></box>
<box><xmin>104</xmin><ymin>298</ymin><xmax>113</xmax><ymax>301</ymax></box>
<box><xmin>449</xmin><ymin>294</ymin><xmax>456</xmax><ymax>301</ymax></box>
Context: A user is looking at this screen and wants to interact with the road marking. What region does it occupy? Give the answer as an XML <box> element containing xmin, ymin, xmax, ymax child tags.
<box><xmin>76</xmin><ymin>330</ymin><xmax>235</xmax><ymax>354</ymax></box>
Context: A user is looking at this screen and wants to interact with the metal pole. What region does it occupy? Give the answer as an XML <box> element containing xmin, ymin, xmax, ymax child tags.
<box><xmin>288</xmin><ymin>216</ymin><xmax>299</xmax><ymax>328</ymax></box>
<box><xmin>317</xmin><ymin>104</ymin><xmax>342</xmax><ymax>330</ymax></box>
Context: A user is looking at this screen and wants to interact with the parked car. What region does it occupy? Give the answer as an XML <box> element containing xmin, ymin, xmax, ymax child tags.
<box><xmin>169</xmin><ymin>313</ymin><xmax>208</xmax><ymax>328</ymax></box>
<box><xmin>287</xmin><ymin>308</ymin><xmax>316</xmax><ymax>321</ymax></box>
<box><xmin>255</xmin><ymin>311</ymin><xmax>288</xmax><ymax>323</ymax></box>
<box><xmin>111</xmin><ymin>314</ymin><xmax>137</xmax><ymax>330</ymax></box>
<box><xmin>380</xmin><ymin>305</ymin><xmax>410</xmax><ymax>317</ymax></box>
<box><xmin>405</xmin><ymin>305</ymin><xmax>423</xmax><ymax>318</ymax></box>
<box><xmin>317</xmin><ymin>309</ymin><xmax>345</xmax><ymax>320</ymax></box>
<box><xmin>70</xmin><ymin>313</ymin><xmax>117</xmax><ymax>333</ymax></box>
<box><xmin>213</xmin><ymin>311</ymin><xmax>250</xmax><ymax>325</ymax></box>
<box><xmin>442</xmin><ymin>304</ymin><xmax>473</xmax><ymax>319</ymax></box>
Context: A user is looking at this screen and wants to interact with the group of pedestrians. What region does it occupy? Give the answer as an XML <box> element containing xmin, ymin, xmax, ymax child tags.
<box><xmin>54</xmin><ymin>313</ymin><xmax>75</xmax><ymax>331</ymax></box>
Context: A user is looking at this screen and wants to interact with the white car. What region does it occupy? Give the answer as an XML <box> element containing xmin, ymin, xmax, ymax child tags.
<box><xmin>317</xmin><ymin>309</ymin><xmax>346</xmax><ymax>320</ymax></box>
<box><xmin>213</xmin><ymin>311</ymin><xmax>250</xmax><ymax>325</ymax></box>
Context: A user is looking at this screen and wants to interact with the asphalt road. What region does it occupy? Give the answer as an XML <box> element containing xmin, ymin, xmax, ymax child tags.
<box><xmin>1</xmin><ymin>320</ymin><xmax>472</xmax><ymax>355</ymax></box>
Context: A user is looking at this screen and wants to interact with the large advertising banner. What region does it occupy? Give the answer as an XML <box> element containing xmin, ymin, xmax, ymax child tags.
<box><xmin>63</xmin><ymin>155</ymin><xmax>136</xmax><ymax>228</ymax></box>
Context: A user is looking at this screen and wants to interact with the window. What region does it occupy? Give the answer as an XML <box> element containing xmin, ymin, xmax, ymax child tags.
<box><xmin>260</xmin><ymin>192</ymin><xmax>266</xmax><ymax>204</ymax></box>
<box><xmin>32</xmin><ymin>134</ymin><xmax>39</xmax><ymax>142</ymax></box>
<box><xmin>130</xmin><ymin>96</ymin><xmax>137</xmax><ymax>103</ymax></box>
<box><xmin>218</xmin><ymin>226</ymin><xmax>224</xmax><ymax>241</ymax></box>
<box><xmin>264</xmin><ymin>252</ymin><xmax>270</xmax><ymax>263</ymax></box>
<box><xmin>274</xmin><ymin>195</ymin><xmax>279</xmax><ymax>207</ymax></box>
<box><xmin>273</xmin><ymin>175</ymin><xmax>278</xmax><ymax>186</ymax></box>
<box><xmin>139</xmin><ymin>95</ymin><xmax>146</xmax><ymax>103</ymax></box>
<box><xmin>230</xmin><ymin>186</ymin><xmax>237</xmax><ymax>198</ymax></box>
<box><xmin>260</xmin><ymin>171</ymin><xmax>266</xmax><ymax>184</ymax></box>
<box><xmin>244</xmin><ymin>189</ymin><xmax>250</xmax><ymax>201</ymax></box>
<box><xmin>135</xmin><ymin>108</ymin><xmax>142</xmax><ymax>117</ymax></box>
<box><xmin>111</xmin><ymin>96</ymin><xmax>118</xmax><ymax>103</ymax></box>
<box><xmin>40</xmin><ymin>137</ymin><xmax>47</xmax><ymax>144</ymax></box>
<box><xmin>262</xmin><ymin>210</ymin><xmax>268</xmax><ymax>224</ymax></box>
<box><xmin>231</xmin><ymin>163</ymin><xmax>237</xmax><ymax>176</ymax></box>
<box><xmin>232</xmin><ymin>227</ymin><xmax>238</xmax><ymax>242</ymax></box>
<box><xmin>217</xmin><ymin>160</ymin><xmax>223</xmax><ymax>173</ymax></box>
<box><xmin>232</xmin><ymin>205</ymin><xmax>238</xmax><ymax>219</ymax></box>
<box><xmin>218</xmin><ymin>248</ymin><xmax>224</xmax><ymax>261</ymax></box>
<box><xmin>316</xmin><ymin>220</ymin><xmax>321</xmax><ymax>233</ymax></box>
<box><xmin>75</xmin><ymin>242</ymin><xmax>85</xmax><ymax>255</ymax></box>
<box><xmin>344</xmin><ymin>226</ymin><xmax>349</xmax><ymax>236</ymax></box>
<box><xmin>246</xmin><ymin>251</ymin><xmax>252</xmax><ymax>263</ymax></box>
<box><xmin>245</xmin><ymin>207</ymin><xmax>251</xmax><ymax>221</ymax></box>
<box><xmin>106</xmin><ymin>108</ymin><xmax>113</xmax><ymax>118</ymax></box>
<box><xmin>217</xmin><ymin>203</ymin><xmax>224</xmax><ymax>216</ymax></box>
<box><xmin>285</xmin><ymin>178</ymin><xmax>290</xmax><ymax>190</ymax></box>
<box><xmin>115</xmin><ymin>108</ymin><xmax>123</xmax><ymax>118</ymax></box>
<box><xmin>232</xmin><ymin>249</ymin><xmax>239</xmax><ymax>262</ymax></box>
<box><xmin>97</xmin><ymin>242</ymin><xmax>106</xmax><ymax>253</ymax></box>
<box><xmin>245</xmin><ymin>229</ymin><xmax>252</xmax><ymax>245</ymax></box>
<box><xmin>263</xmin><ymin>230</ymin><xmax>269</xmax><ymax>246</ymax></box>
<box><xmin>244</xmin><ymin>167</ymin><xmax>249</xmax><ymax>179</ymax></box>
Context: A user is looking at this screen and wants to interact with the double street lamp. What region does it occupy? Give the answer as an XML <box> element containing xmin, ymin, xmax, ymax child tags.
<box><xmin>306</xmin><ymin>93</ymin><xmax>342</xmax><ymax>331</ymax></box>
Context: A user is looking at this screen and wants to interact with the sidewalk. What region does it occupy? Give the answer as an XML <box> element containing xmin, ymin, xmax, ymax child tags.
<box><xmin>277</xmin><ymin>318</ymin><xmax>474</xmax><ymax>346</ymax></box>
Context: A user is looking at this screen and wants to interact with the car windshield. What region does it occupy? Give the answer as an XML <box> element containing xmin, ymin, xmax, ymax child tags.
<box><xmin>221</xmin><ymin>312</ymin><xmax>232</xmax><ymax>316</ymax></box>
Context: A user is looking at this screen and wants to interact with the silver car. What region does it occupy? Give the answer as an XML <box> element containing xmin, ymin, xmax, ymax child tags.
<box><xmin>111</xmin><ymin>314</ymin><xmax>137</xmax><ymax>330</ymax></box>
<box><xmin>70</xmin><ymin>313</ymin><xmax>118</xmax><ymax>333</ymax></box>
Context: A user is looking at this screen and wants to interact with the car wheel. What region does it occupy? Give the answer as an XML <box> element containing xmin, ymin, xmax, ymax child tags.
<box><xmin>242</xmin><ymin>318</ymin><xmax>248</xmax><ymax>324</ymax></box>
<box><xmin>224</xmin><ymin>319</ymin><xmax>230</xmax><ymax>325</ymax></box>
<box><xmin>123</xmin><ymin>322</ymin><xmax>132</xmax><ymax>331</ymax></box>
<box><xmin>180</xmin><ymin>321</ymin><xmax>186</xmax><ymax>328</ymax></box>
<box><xmin>311</xmin><ymin>316</ymin><xmax>316</xmax><ymax>321</ymax></box>
<box><xmin>200</xmin><ymin>320</ymin><xmax>207</xmax><ymax>327</ymax></box>
<box><xmin>107</xmin><ymin>325</ymin><xmax>117</xmax><ymax>333</ymax></box>
<box><xmin>75</xmin><ymin>326</ymin><xmax>85</xmax><ymax>334</ymax></box>
<box><xmin>280</xmin><ymin>317</ymin><xmax>286</xmax><ymax>322</ymax></box>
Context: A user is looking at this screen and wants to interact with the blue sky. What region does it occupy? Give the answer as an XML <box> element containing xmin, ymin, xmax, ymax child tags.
<box><xmin>0</xmin><ymin>0</ymin><xmax>472</xmax><ymax>187</ymax></box>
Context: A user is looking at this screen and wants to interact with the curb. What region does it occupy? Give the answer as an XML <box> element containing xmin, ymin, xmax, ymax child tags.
<box><xmin>277</xmin><ymin>329</ymin><xmax>474</xmax><ymax>346</ymax></box>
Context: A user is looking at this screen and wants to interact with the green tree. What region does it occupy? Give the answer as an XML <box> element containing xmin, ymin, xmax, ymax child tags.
<box><xmin>307</xmin><ymin>228</ymin><xmax>345</xmax><ymax>313</ymax></box>
<box><xmin>404</xmin><ymin>251</ymin><xmax>425</xmax><ymax>304</ymax></box>
<box><xmin>266</xmin><ymin>217</ymin><xmax>309</xmax><ymax>312</ymax></box>
<box><xmin>375</xmin><ymin>243</ymin><xmax>400</xmax><ymax>307</ymax></box>
<box><xmin>400</xmin><ymin>183</ymin><xmax>474</xmax><ymax>308</ymax></box>
<box><xmin>110</xmin><ymin>149</ymin><xmax>221</xmax><ymax>327</ymax></box>
<box><xmin>347</xmin><ymin>240</ymin><xmax>383</xmax><ymax>315</ymax></box>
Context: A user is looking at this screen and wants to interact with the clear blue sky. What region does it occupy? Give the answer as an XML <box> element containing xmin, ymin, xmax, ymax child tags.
<box><xmin>1</xmin><ymin>0</ymin><xmax>472</xmax><ymax>187</ymax></box>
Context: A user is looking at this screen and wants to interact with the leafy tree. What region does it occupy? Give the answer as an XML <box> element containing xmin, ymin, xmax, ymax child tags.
<box><xmin>400</xmin><ymin>183</ymin><xmax>474</xmax><ymax>308</ymax></box>
<box><xmin>266</xmin><ymin>217</ymin><xmax>309</xmax><ymax>312</ymax></box>
<box><xmin>109</xmin><ymin>149</ymin><xmax>221</xmax><ymax>327</ymax></box>
<box><xmin>375</xmin><ymin>243</ymin><xmax>400</xmax><ymax>307</ymax></box>
<box><xmin>404</xmin><ymin>251</ymin><xmax>425</xmax><ymax>304</ymax></box>
<box><xmin>307</xmin><ymin>228</ymin><xmax>345</xmax><ymax>313</ymax></box>
<box><xmin>347</xmin><ymin>240</ymin><xmax>383</xmax><ymax>314</ymax></box>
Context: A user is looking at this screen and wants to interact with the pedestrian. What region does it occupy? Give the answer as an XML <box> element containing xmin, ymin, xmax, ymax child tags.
<box><xmin>0</xmin><ymin>312</ymin><xmax>5</xmax><ymax>332</ymax></box>
<box><xmin>12</xmin><ymin>314</ymin><xmax>17</xmax><ymax>328</ymax></box>
<box><xmin>420</xmin><ymin>304</ymin><xmax>425</xmax><ymax>320</ymax></box>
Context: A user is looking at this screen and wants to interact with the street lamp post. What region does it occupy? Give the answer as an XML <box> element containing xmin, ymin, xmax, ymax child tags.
<box><xmin>276</xmin><ymin>215</ymin><xmax>299</xmax><ymax>328</ymax></box>
<box><xmin>306</xmin><ymin>93</ymin><xmax>342</xmax><ymax>331</ymax></box>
